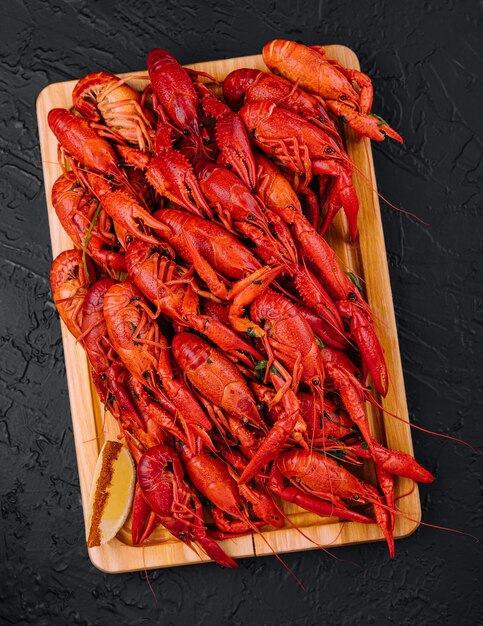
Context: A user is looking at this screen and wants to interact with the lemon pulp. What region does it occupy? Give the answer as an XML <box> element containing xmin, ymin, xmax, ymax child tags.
<box><xmin>86</xmin><ymin>440</ymin><xmax>135</xmax><ymax>547</ymax></box>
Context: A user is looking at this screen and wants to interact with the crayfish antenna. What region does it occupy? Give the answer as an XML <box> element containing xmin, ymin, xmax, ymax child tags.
<box><xmin>360</xmin><ymin>486</ymin><xmax>479</xmax><ymax>549</ymax></box>
<box><xmin>241</xmin><ymin>515</ymin><xmax>307</xmax><ymax>589</ymax></box>
<box><xmin>280</xmin><ymin>513</ymin><xmax>362</xmax><ymax>570</ymax></box>
<box><xmin>394</xmin><ymin>481</ymin><xmax>417</xmax><ymax>505</ymax></box>
<box><xmin>363</xmin><ymin>393</ymin><xmax>480</xmax><ymax>455</ymax></box>
<box><xmin>143</xmin><ymin>567</ymin><xmax>158</xmax><ymax>603</ymax></box>
<box><xmin>350</xmin><ymin>154</ymin><xmax>428</xmax><ymax>229</ymax></box>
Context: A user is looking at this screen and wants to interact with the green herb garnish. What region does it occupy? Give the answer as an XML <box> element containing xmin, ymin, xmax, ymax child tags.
<box><xmin>345</xmin><ymin>271</ymin><xmax>362</xmax><ymax>291</ymax></box>
<box><xmin>255</xmin><ymin>360</ymin><xmax>268</xmax><ymax>381</ymax></box>
<box><xmin>315</xmin><ymin>335</ymin><xmax>325</xmax><ymax>349</ymax></box>
<box><xmin>329</xmin><ymin>449</ymin><xmax>346</xmax><ymax>462</ymax></box>
<box><xmin>369</xmin><ymin>113</ymin><xmax>389</xmax><ymax>127</ymax></box>
<box><xmin>324</xmin><ymin>410</ymin><xmax>353</xmax><ymax>430</ymax></box>
<box><xmin>105</xmin><ymin>393</ymin><xmax>115</xmax><ymax>410</ymax></box>
<box><xmin>254</xmin><ymin>359</ymin><xmax>280</xmax><ymax>380</ymax></box>
<box><xmin>82</xmin><ymin>202</ymin><xmax>101</xmax><ymax>281</ymax></box>
<box><xmin>129</xmin><ymin>322</ymin><xmax>141</xmax><ymax>346</ymax></box>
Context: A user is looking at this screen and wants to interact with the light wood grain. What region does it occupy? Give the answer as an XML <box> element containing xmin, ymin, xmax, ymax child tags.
<box><xmin>36</xmin><ymin>46</ymin><xmax>420</xmax><ymax>573</ymax></box>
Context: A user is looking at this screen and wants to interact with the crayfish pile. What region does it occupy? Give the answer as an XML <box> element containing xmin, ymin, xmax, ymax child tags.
<box><xmin>48</xmin><ymin>40</ymin><xmax>433</xmax><ymax>566</ymax></box>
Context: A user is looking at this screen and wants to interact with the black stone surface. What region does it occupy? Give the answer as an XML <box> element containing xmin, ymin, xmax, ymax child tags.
<box><xmin>1</xmin><ymin>1</ymin><xmax>482</xmax><ymax>624</ymax></box>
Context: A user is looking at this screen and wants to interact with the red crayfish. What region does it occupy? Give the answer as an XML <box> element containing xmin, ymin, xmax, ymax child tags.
<box><xmin>47</xmin><ymin>41</ymin><xmax>442</xmax><ymax>570</ymax></box>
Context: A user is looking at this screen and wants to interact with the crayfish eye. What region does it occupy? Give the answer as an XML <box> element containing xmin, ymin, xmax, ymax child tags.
<box><xmin>325</xmin><ymin>147</ymin><xmax>334</xmax><ymax>154</ymax></box>
<box><xmin>100</xmin><ymin>374</ymin><xmax>106</xmax><ymax>380</ymax></box>
<box><xmin>312</xmin><ymin>378</ymin><xmax>320</xmax><ymax>386</ymax></box>
<box><xmin>340</xmin><ymin>95</ymin><xmax>347</xmax><ymax>101</ymax></box>
<box><xmin>126</xmin><ymin>235</ymin><xmax>133</xmax><ymax>244</ymax></box>
<box><xmin>348</xmin><ymin>291</ymin><xmax>357</xmax><ymax>301</ymax></box>
<box><xmin>353</xmin><ymin>494</ymin><xmax>360</xmax><ymax>501</ymax></box>
<box><xmin>179</xmin><ymin>532</ymin><xmax>186</xmax><ymax>540</ymax></box>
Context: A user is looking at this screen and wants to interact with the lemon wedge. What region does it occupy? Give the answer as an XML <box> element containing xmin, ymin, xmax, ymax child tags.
<box><xmin>86</xmin><ymin>440</ymin><xmax>135</xmax><ymax>548</ymax></box>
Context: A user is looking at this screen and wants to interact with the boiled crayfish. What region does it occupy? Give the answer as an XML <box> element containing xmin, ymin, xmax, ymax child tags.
<box><xmin>47</xmin><ymin>40</ymin><xmax>437</xmax><ymax>570</ymax></box>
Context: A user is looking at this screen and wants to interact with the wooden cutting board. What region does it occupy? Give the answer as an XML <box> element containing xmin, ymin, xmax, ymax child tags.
<box><xmin>36</xmin><ymin>45</ymin><xmax>421</xmax><ymax>573</ymax></box>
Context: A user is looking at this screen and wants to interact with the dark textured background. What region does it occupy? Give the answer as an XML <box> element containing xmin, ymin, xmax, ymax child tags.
<box><xmin>1</xmin><ymin>1</ymin><xmax>482</xmax><ymax>624</ymax></box>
